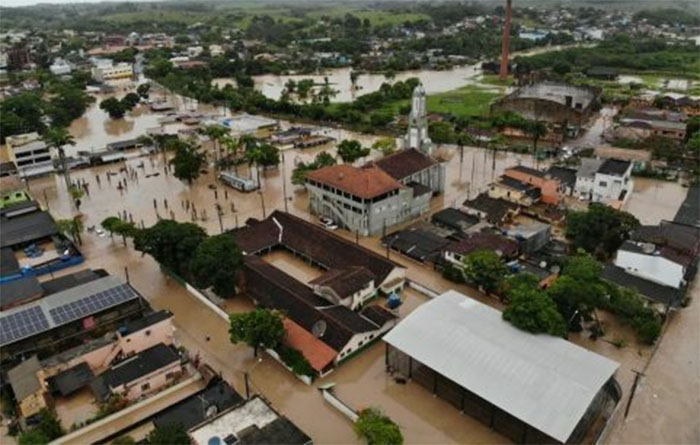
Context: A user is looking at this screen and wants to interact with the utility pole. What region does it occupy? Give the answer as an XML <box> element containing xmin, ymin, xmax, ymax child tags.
<box><xmin>244</xmin><ymin>372</ymin><xmax>250</xmax><ymax>400</ymax></box>
<box><xmin>281</xmin><ymin>152</ymin><xmax>288</xmax><ymax>213</ymax></box>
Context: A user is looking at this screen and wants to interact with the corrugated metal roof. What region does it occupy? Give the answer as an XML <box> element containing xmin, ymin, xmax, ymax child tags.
<box><xmin>383</xmin><ymin>290</ymin><xmax>619</xmax><ymax>443</ymax></box>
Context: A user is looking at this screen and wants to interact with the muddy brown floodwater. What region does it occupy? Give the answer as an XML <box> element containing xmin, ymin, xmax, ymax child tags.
<box><xmin>23</xmin><ymin>80</ymin><xmax>697</xmax><ymax>443</ymax></box>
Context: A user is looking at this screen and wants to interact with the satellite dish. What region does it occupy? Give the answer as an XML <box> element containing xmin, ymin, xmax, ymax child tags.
<box><xmin>312</xmin><ymin>320</ymin><xmax>327</xmax><ymax>338</ymax></box>
<box><xmin>205</xmin><ymin>405</ymin><xmax>218</xmax><ymax>418</ymax></box>
<box><xmin>208</xmin><ymin>436</ymin><xmax>222</xmax><ymax>445</ymax></box>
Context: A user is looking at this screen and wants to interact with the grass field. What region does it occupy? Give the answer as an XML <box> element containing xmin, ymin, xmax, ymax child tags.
<box><xmin>379</xmin><ymin>84</ymin><xmax>505</xmax><ymax>118</ymax></box>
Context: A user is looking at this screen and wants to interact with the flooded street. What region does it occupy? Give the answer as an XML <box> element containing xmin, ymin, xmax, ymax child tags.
<box><xmin>19</xmin><ymin>64</ymin><xmax>697</xmax><ymax>443</ymax></box>
<box><xmin>624</xmin><ymin>178</ymin><xmax>689</xmax><ymax>225</ymax></box>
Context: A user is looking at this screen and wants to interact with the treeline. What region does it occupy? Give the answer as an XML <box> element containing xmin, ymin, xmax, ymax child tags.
<box><xmin>634</xmin><ymin>8</ymin><xmax>700</xmax><ymax>27</ymax></box>
<box><xmin>516</xmin><ymin>35</ymin><xmax>699</xmax><ymax>76</ymax></box>
<box><xmin>0</xmin><ymin>71</ymin><xmax>94</xmax><ymax>143</ymax></box>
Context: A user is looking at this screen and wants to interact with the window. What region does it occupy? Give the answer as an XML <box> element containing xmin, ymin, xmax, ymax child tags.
<box><xmin>141</xmin><ymin>383</ymin><xmax>150</xmax><ymax>391</ymax></box>
<box><xmin>145</xmin><ymin>330</ymin><xmax>151</xmax><ymax>336</ymax></box>
<box><xmin>358</xmin><ymin>341</ymin><xmax>364</xmax><ymax>347</ymax></box>
<box><xmin>598</xmin><ymin>181</ymin><xmax>607</xmax><ymax>187</ymax></box>
<box><xmin>165</xmin><ymin>372</ymin><xmax>176</xmax><ymax>380</ymax></box>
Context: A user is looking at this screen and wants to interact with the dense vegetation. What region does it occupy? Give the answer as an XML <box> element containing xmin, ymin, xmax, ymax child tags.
<box><xmin>355</xmin><ymin>408</ymin><xmax>403</xmax><ymax>445</ymax></box>
<box><xmin>0</xmin><ymin>72</ymin><xmax>93</xmax><ymax>143</ymax></box>
<box><xmin>566</xmin><ymin>203</ymin><xmax>640</xmax><ymax>259</ymax></box>
<box><xmin>516</xmin><ymin>35</ymin><xmax>700</xmax><ymax>78</ymax></box>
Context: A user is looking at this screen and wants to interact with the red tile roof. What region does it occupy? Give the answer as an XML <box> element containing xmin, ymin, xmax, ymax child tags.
<box><xmin>306</xmin><ymin>164</ymin><xmax>402</xmax><ymax>199</ymax></box>
<box><xmin>283</xmin><ymin>318</ymin><xmax>337</xmax><ymax>372</ymax></box>
<box><xmin>372</xmin><ymin>148</ymin><xmax>438</xmax><ymax>181</ymax></box>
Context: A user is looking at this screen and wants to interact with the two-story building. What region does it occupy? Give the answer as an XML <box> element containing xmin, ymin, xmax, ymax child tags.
<box><xmin>4</xmin><ymin>132</ymin><xmax>55</xmax><ymax>178</ymax></box>
<box><xmin>503</xmin><ymin>165</ymin><xmax>562</xmax><ymax>205</ymax></box>
<box><xmin>488</xmin><ymin>176</ymin><xmax>542</xmax><ymax>206</ymax></box>
<box><xmin>575</xmin><ymin>158</ymin><xmax>633</xmax><ymax>205</ymax></box>
<box><xmin>306</xmin><ymin>164</ymin><xmax>431</xmax><ymax>236</ymax></box>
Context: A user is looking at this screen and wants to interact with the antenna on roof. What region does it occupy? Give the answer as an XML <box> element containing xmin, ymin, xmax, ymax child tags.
<box><xmin>312</xmin><ymin>320</ymin><xmax>327</xmax><ymax>338</ymax></box>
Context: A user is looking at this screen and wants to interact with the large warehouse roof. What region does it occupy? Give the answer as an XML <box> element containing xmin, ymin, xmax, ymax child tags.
<box><xmin>383</xmin><ymin>290</ymin><xmax>619</xmax><ymax>443</ymax></box>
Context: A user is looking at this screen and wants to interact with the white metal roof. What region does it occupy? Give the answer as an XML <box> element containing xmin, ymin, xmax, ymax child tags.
<box><xmin>383</xmin><ymin>290</ymin><xmax>619</xmax><ymax>443</ymax></box>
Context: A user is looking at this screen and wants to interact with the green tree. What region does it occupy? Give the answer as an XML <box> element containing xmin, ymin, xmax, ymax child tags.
<box><xmin>170</xmin><ymin>143</ymin><xmax>205</xmax><ymax>185</ymax></box>
<box><xmin>503</xmin><ymin>287</ymin><xmax>567</xmax><ymax>337</ymax></box>
<box><xmin>547</xmin><ymin>275</ymin><xmax>605</xmax><ymax>332</ymax></box>
<box><xmin>190</xmin><ymin>235</ymin><xmax>244</xmax><ymax>298</ymax></box>
<box><xmin>19</xmin><ymin>409</ymin><xmax>65</xmax><ymax>444</ymax></box>
<box><xmin>462</xmin><ymin>249</ymin><xmax>507</xmax><ymax>294</ymax></box>
<box><xmin>113</xmin><ymin>219</ymin><xmax>138</xmax><ymax>247</ymax></box>
<box><xmin>428</xmin><ymin>121</ymin><xmax>455</xmax><ymax>144</ymax></box>
<box><xmin>69</xmin><ymin>186</ymin><xmax>85</xmax><ymax>210</ymax></box>
<box><xmin>292</xmin><ymin>151</ymin><xmax>336</xmax><ymax>185</ymax></box>
<box><xmin>372</xmin><ymin>138</ymin><xmax>397</xmax><ymax>156</ymax></box>
<box><xmin>145</xmin><ymin>423</ymin><xmax>189</xmax><ymax>445</ymax></box>
<box><xmin>18</xmin><ymin>429</ymin><xmax>49</xmax><ymax>445</ymax></box>
<box><xmin>337</xmin><ymin>139</ymin><xmax>370</xmax><ymax>163</ymax></box>
<box><xmin>566</xmin><ymin>203</ymin><xmax>640</xmax><ymax>258</ymax></box>
<box><xmin>100</xmin><ymin>97</ymin><xmax>127</xmax><ymax>119</ymax></box>
<box><xmin>134</xmin><ymin>220</ymin><xmax>207</xmax><ymax>277</ymax></box>
<box><xmin>121</xmin><ymin>92</ymin><xmax>141</xmax><ymax>109</ymax></box>
<box><xmin>355</xmin><ymin>408</ymin><xmax>403</xmax><ymax>445</ymax></box>
<box><xmin>136</xmin><ymin>83</ymin><xmax>151</xmax><ymax>99</ymax></box>
<box><xmin>101</xmin><ymin>216</ymin><xmax>121</xmax><ymax>239</ymax></box>
<box><xmin>229</xmin><ymin>309</ymin><xmax>285</xmax><ymax>356</ymax></box>
<box><xmin>56</xmin><ymin>217</ymin><xmax>84</xmax><ymax>245</ymax></box>
<box><xmin>525</xmin><ymin>120</ymin><xmax>547</xmax><ymax>154</ymax></box>
<box><xmin>204</xmin><ymin>124</ymin><xmax>229</xmax><ymax>170</ymax></box>
<box><xmin>42</xmin><ymin>127</ymin><xmax>76</xmax><ymax>193</ymax></box>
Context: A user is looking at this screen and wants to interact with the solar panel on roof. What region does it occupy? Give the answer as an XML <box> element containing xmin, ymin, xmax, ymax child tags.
<box><xmin>0</xmin><ymin>306</ymin><xmax>50</xmax><ymax>345</ymax></box>
<box><xmin>49</xmin><ymin>284</ymin><xmax>138</xmax><ymax>325</ymax></box>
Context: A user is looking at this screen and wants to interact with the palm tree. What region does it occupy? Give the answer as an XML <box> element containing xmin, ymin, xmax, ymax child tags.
<box><xmin>204</xmin><ymin>125</ymin><xmax>228</xmax><ymax>171</ymax></box>
<box><xmin>43</xmin><ymin>127</ymin><xmax>75</xmax><ymax>193</ymax></box>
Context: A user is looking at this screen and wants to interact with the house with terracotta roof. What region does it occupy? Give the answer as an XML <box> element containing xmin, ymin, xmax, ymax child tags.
<box><xmin>228</xmin><ymin>212</ymin><xmax>403</xmax><ymax>373</ymax></box>
<box><xmin>504</xmin><ymin>165</ymin><xmax>563</xmax><ymax>205</ymax></box>
<box><xmin>305</xmin><ymin>164</ymin><xmax>431</xmax><ymax>236</ymax></box>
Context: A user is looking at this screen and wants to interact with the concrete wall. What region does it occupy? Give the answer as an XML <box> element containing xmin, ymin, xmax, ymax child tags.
<box><xmin>488</xmin><ymin>184</ymin><xmax>535</xmax><ymax>206</ymax></box>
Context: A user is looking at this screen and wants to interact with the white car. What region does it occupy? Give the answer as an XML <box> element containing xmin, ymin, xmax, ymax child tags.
<box><xmin>319</xmin><ymin>217</ymin><xmax>338</xmax><ymax>230</ymax></box>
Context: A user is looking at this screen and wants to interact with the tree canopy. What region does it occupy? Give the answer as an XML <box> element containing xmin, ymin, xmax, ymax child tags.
<box><xmin>134</xmin><ymin>220</ymin><xmax>207</xmax><ymax>277</ymax></box>
<box><xmin>337</xmin><ymin>139</ymin><xmax>370</xmax><ymax>163</ymax></box>
<box><xmin>229</xmin><ymin>308</ymin><xmax>285</xmax><ymax>356</ymax></box>
<box><xmin>565</xmin><ymin>203</ymin><xmax>640</xmax><ymax>258</ymax></box>
<box><xmin>190</xmin><ymin>235</ymin><xmax>244</xmax><ymax>298</ymax></box>
<box><xmin>169</xmin><ymin>142</ymin><xmax>205</xmax><ymax>184</ymax></box>
<box><xmin>503</xmin><ymin>285</ymin><xmax>567</xmax><ymax>338</ymax></box>
<box><xmin>355</xmin><ymin>408</ymin><xmax>403</xmax><ymax>445</ymax></box>
<box><xmin>462</xmin><ymin>249</ymin><xmax>507</xmax><ymax>294</ymax></box>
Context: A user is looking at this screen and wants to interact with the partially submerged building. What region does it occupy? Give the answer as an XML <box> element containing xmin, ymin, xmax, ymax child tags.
<box><xmin>229</xmin><ymin>211</ymin><xmax>402</xmax><ymax>373</ymax></box>
<box><xmin>384</xmin><ymin>290</ymin><xmax>621</xmax><ymax>444</ymax></box>
<box><xmin>491</xmin><ymin>82</ymin><xmax>600</xmax><ymax>128</ymax></box>
<box><xmin>188</xmin><ymin>396</ymin><xmax>311</xmax><ymax>445</ymax></box>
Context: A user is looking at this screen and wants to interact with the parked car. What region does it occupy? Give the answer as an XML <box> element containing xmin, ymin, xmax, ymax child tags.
<box><xmin>319</xmin><ymin>216</ymin><xmax>338</xmax><ymax>230</ymax></box>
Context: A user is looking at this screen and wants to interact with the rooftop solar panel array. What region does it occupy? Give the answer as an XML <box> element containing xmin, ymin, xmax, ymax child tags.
<box><xmin>0</xmin><ymin>306</ymin><xmax>50</xmax><ymax>346</ymax></box>
<box><xmin>49</xmin><ymin>284</ymin><xmax>138</xmax><ymax>325</ymax></box>
<box><xmin>0</xmin><ymin>277</ymin><xmax>141</xmax><ymax>347</ymax></box>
